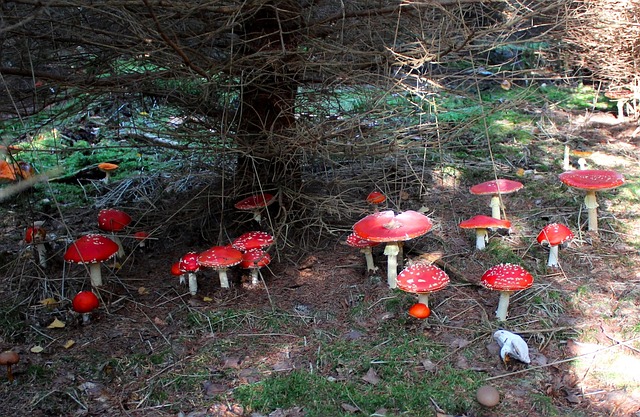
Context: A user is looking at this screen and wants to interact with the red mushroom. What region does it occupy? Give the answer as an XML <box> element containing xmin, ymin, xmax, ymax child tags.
<box><xmin>171</xmin><ymin>261</ymin><xmax>185</xmax><ymax>285</ymax></box>
<box><xmin>408</xmin><ymin>302</ymin><xmax>431</xmax><ymax>319</ymax></box>
<box><xmin>345</xmin><ymin>233</ymin><xmax>380</xmax><ymax>273</ymax></box>
<box><xmin>366</xmin><ymin>191</ymin><xmax>386</xmax><ymax>211</ymax></box>
<box><xmin>537</xmin><ymin>223</ymin><xmax>574</xmax><ymax>268</ymax></box>
<box><xmin>240</xmin><ymin>249</ymin><xmax>271</xmax><ymax>286</ymax></box>
<box><xmin>97</xmin><ymin>208</ymin><xmax>132</xmax><ymax>258</ymax></box>
<box><xmin>133</xmin><ymin>231</ymin><xmax>150</xmax><ymax>249</ymax></box>
<box><xmin>72</xmin><ymin>291</ymin><xmax>99</xmax><ymax>324</ymax></box>
<box><xmin>396</xmin><ymin>263</ymin><xmax>450</xmax><ymax>311</ymax></box>
<box><xmin>481</xmin><ymin>263</ymin><xmax>533</xmax><ymax>321</ymax></box>
<box><xmin>470</xmin><ymin>179</ymin><xmax>523</xmax><ymax>220</ymax></box>
<box><xmin>353</xmin><ymin>210</ymin><xmax>433</xmax><ymax>288</ymax></box>
<box><xmin>234</xmin><ymin>194</ymin><xmax>275</xmax><ymax>222</ymax></box>
<box><xmin>0</xmin><ymin>351</ymin><xmax>19</xmax><ymax>382</ymax></box>
<box><xmin>197</xmin><ymin>246</ymin><xmax>243</xmax><ymax>289</ymax></box>
<box><xmin>458</xmin><ymin>215</ymin><xmax>511</xmax><ymax>250</ymax></box>
<box><xmin>559</xmin><ymin>170</ymin><xmax>624</xmax><ymax>232</ymax></box>
<box><xmin>64</xmin><ymin>234</ymin><xmax>119</xmax><ymax>287</ymax></box>
<box><xmin>25</xmin><ymin>225</ymin><xmax>47</xmax><ymax>267</ymax></box>
<box><xmin>231</xmin><ymin>231</ymin><xmax>274</xmax><ymax>252</ymax></box>
<box><xmin>179</xmin><ymin>252</ymin><xmax>200</xmax><ymax>295</ymax></box>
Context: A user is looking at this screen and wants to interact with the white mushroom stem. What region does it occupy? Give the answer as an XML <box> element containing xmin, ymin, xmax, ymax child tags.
<box><xmin>417</xmin><ymin>293</ymin><xmax>430</xmax><ymax>306</ymax></box>
<box><xmin>179</xmin><ymin>274</ymin><xmax>186</xmax><ymax>285</ymax></box>
<box><xmin>111</xmin><ymin>235</ymin><xmax>125</xmax><ymax>258</ymax></box>
<box><xmin>490</xmin><ymin>195</ymin><xmax>502</xmax><ymax>219</ymax></box>
<box><xmin>547</xmin><ymin>245</ymin><xmax>560</xmax><ymax>267</ymax></box>
<box><xmin>475</xmin><ymin>229</ymin><xmax>489</xmax><ymax>250</ymax></box>
<box><xmin>82</xmin><ymin>313</ymin><xmax>91</xmax><ymax>324</ymax></box>
<box><xmin>250</xmin><ymin>268</ymin><xmax>260</xmax><ymax>286</ymax></box>
<box><xmin>563</xmin><ymin>145</ymin><xmax>571</xmax><ymax>171</ymax></box>
<box><xmin>360</xmin><ymin>247</ymin><xmax>378</xmax><ymax>273</ymax></box>
<box><xmin>383</xmin><ymin>242</ymin><xmax>400</xmax><ymax>288</ymax></box>
<box><xmin>584</xmin><ymin>191</ymin><xmax>599</xmax><ymax>232</ymax></box>
<box><xmin>35</xmin><ymin>243</ymin><xmax>47</xmax><ymax>267</ymax></box>
<box><xmin>89</xmin><ymin>263</ymin><xmax>104</xmax><ymax>287</ymax></box>
<box><xmin>187</xmin><ymin>272</ymin><xmax>197</xmax><ymax>295</ymax></box>
<box><xmin>252</xmin><ymin>210</ymin><xmax>262</xmax><ymax>223</ymax></box>
<box><xmin>218</xmin><ymin>268</ymin><xmax>230</xmax><ymax>289</ymax></box>
<box><xmin>496</xmin><ymin>291</ymin><xmax>514</xmax><ymax>321</ymax></box>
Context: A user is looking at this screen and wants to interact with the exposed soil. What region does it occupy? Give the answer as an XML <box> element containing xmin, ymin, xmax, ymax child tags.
<box><xmin>1</xmin><ymin>111</ymin><xmax>639</xmax><ymax>417</ymax></box>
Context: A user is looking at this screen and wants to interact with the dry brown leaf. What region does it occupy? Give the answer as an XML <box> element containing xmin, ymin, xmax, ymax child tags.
<box><xmin>47</xmin><ymin>318</ymin><xmax>65</xmax><ymax>328</ymax></box>
<box><xmin>63</xmin><ymin>339</ymin><xmax>75</xmax><ymax>349</ymax></box>
<box><xmin>138</xmin><ymin>286</ymin><xmax>148</xmax><ymax>295</ymax></box>
<box><xmin>421</xmin><ymin>358</ymin><xmax>437</xmax><ymax>372</ymax></box>
<box><xmin>361</xmin><ymin>367</ymin><xmax>381</xmax><ymax>385</ymax></box>
<box><xmin>341</xmin><ymin>403</ymin><xmax>360</xmax><ymax>413</ymax></box>
<box><xmin>39</xmin><ymin>297</ymin><xmax>58</xmax><ymax>307</ymax></box>
<box><xmin>153</xmin><ymin>317</ymin><xmax>167</xmax><ymax>326</ymax></box>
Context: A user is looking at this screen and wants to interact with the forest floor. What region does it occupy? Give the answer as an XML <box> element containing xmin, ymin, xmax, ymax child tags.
<box><xmin>0</xmin><ymin>109</ymin><xmax>640</xmax><ymax>417</ymax></box>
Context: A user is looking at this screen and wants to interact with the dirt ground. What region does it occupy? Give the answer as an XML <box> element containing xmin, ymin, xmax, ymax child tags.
<box><xmin>1</xmin><ymin>111</ymin><xmax>639</xmax><ymax>417</ymax></box>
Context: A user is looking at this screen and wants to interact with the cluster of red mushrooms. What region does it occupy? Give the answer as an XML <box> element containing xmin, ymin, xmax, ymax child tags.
<box><xmin>347</xmin><ymin>168</ymin><xmax>624</xmax><ymax>322</ymax></box>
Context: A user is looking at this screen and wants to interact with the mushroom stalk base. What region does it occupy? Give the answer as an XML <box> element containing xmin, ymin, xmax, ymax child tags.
<box><xmin>361</xmin><ymin>248</ymin><xmax>378</xmax><ymax>273</ymax></box>
<box><xmin>475</xmin><ymin>229</ymin><xmax>488</xmax><ymax>250</ymax></box>
<box><xmin>547</xmin><ymin>245</ymin><xmax>559</xmax><ymax>267</ymax></box>
<box><xmin>219</xmin><ymin>269</ymin><xmax>230</xmax><ymax>289</ymax></box>
<box><xmin>250</xmin><ymin>269</ymin><xmax>260</xmax><ymax>286</ymax></box>
<box><xmin>584</xmin><ymin>191</ymin><xmax>599</xmax><ymax>232</ymax></box>
<box><xmin>188</xmin><ymin>273</ymin><xmax>198</xmax><ymax>295</ymax></box>
<box><xmin>89</xmin><ymin>263</ymin><xmax>103</xmax><ymax>287</ymax></box>
<box><xmin>35</xmin><ymin>243</ymin><xmax>47</xmax><ymax>268</ymax></box>
<box><xmin>383</xmin><ymin>242</ymin><xmax>400</xmax><ymax>289</ymax></box>
<box><xmin>112</xmin><ymin>235</ymin><xmax>125</xmax><ymax>258</ymax></box>
<box><xmin>417</xmin><ymin>294</ymin><xmax>430</xmax><ymax>306</ymax></box>
<box><xmin>495</xmin><ymin>291</ymin><xmax>513</xmax><ymax>321</ymax></box>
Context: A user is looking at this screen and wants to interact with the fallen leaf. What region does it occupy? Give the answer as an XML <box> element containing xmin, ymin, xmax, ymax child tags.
<box><xmin>47</xmin><ymin>318</ymin><xmax>65</xmax><ymax>328</ymax></box>
<box><xmin>153</xmin><ymin>317</ymin><xmax>167</xmax><ymax>326</ymax></box>
<box><xmin>203</xmin><ymin>296</ymin><xmax>213</xmax><ymax>302</ymax></box>
<box><xmin>63</xmin><ymin>339</ymin><xmax>75</xmax><ymax>349</ymax></box>
<box><xmin>362</xmin><ymin>367</ymin><xmax>381</xmax><ymax>385</ymax></box>
<box><xmin>268</xmin><ymin>407</ymin><xmax>305</xmax><ymax>417</ymax></box>
<box><xmin>341</xmin><ymin>403</ymin><xmax>360</xmax><ymax>413</ymax></box>
<box><xmin>222</xmin><ymin>356</ymin><xmax>242</xmax><ymax>369</ymax></box>
<box><xmin>202</xmin><ymin>381</ymin><xmax>228</xmax><ymax>397</ymax></box>
<box><xmin>30</xmin><ymin>345</ymin><xmax>44</xmax><ymax>353</ymax></box>
<box><xmin>138</xmin><ymin>286</ymin><xmax>148</xmax><ymax>295</ymax></box>
<box><xmin>39</xmin><ymin>298</ymin><xmax>58</xmax><ymax>307</ymax></box>
<box><xmin>272</xmin><ymin>360</ymin><xmax>294</xmax><ymax>372</ymax></box>
<box><xmin>421</xmin><ymin>358</ymin><xmax>437</xmax><ymax>372</ymax></box>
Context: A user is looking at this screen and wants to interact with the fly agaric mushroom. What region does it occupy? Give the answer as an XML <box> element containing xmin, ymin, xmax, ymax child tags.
<box><xmin>537</xmin><ymin>223</ymin><xmax>574</xmax><ymax>268</ymax></box>
<box><xmin>25</xmin><ymin>225</ymin><xmax>47</xmax><ymax>267</ymax></box>
<box><xmin>171</xmin><ymin>261</ymin><xmax>185</xmax><ymax>285</ymax></box>
<box><xmin>231</xmin><ymin>231</ymin><xmax>274</xmax><ymax>252</ymax></box>
<box><xmin>396</xmin><ymin>263</ymin><xmax>449</xmax><ymax>314</ymax></box>
<box><xmin>0</xmin><ymin>351</ymin><xmax>19</xmax><ymax>382</ymax></box>
<box><xmin>559</xmin><ymin>170</ymin><xmax>624</xmax><ymax>232</ymax></box>
<box><xmin>197</xmin><ymin>246</ymin><xmax>243</xmax><ymax>289</ymax></box>
<box><xmin>366</xmin><ymin>191</ymin><xmax>386</xmax><ymax>211</ymax></box>
<box><xmin>345</xmin><ymin>232</ymin><xmax>380</xmax><ymax>273</ymax></box>
<box><xmin>234</xmin><ymin>193</ymin><xmax>275</xmax><ymax>222</ymax></box>
<box><xmin>179</xmin><ymin>252</ymin><xmax>200</xmax><ymax>295</ymax></box>
<box><xmin>72</xmin><ymin>291</ymin><xmax>99</xmax><ymax>324</ymax></box>
<box><xmin>481</xmin><ymin>263</ymin><xmax>533</xmax><ymax>321</ymax></box>
<box><xmin>97</xmin><ymin>208</ymin><xmax>132</xmax><ymax>258</ymax></box>
<box><xmin>64</xmin><ymin>234</ymin><xmax>119</xmax><ymax>287</ymax></box>
<box><xmin>604</xmin><ymin>89</ymin><xmax>634</xmax><ymax>121</ymax></box>
<box><xmin>240</xmin><ymin>249</ymin><xmax>271</xmax><ymax>286</ymax></box>
<box><xmin>133</xmin><ymin>231</ymin><xmax>151</xmax><ymax>249</ymax></box>
<box><xmin>470</xmin><ymin>179</ymin><xmax>523</xmax><ymax>220</ymax></box>
<box><xmin>98</xmin><ymin>162</ymin><xmax>119</xmax><ymax>183</ymax></box>
<box><xmin>458</xmin><ymin>215</ymin><xmax>511</xmax><ymax>250</ymax></box>
<box><xmin>353</xmin><ymin>210</ymin><xmax>433</xmax><ymax>289</ymax></box>
<box><xmin>408</xmin><ymin>302</ymin><xmax>431</xmax><ymax>319</ymax></box>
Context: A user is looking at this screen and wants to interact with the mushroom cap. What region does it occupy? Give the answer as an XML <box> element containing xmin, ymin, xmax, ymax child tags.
<box><xmin>240</xmin><ymin>249</ymin><xmax>271</xmax><ymax>269</ymax></box>
<box><xmin>345</xmin><ymin>233</ymin><xmax>380</xmax><ymax>248</ymax></box>
<box><xmin>470</xmin><ymin>179</ymin><xmax>523</xmax><ymax>195</ymax></box>
<box><xmin>0</xmin><ymin>351</ymin><xmax>19</xmax><ymax>366</ymax></box>
<box><xmin>234</xmin><ymin>194</ymin><xmax>275</xmax><ymax>210</ymax></box>
<box><xmin>179</xmin><ymin>252</ymin><xmax>200</xmax><ymax>273</ymax></box>
<box><xmin>25</xmin><ymin>226</ymin><xmax>46</xmax><ymax>244</ymax></box>
<box><xmin>481</xmin><ymin>263</ymin><xmax>533</xmax><ymax>291</ymax></box>
<box><xmin>366</xmin><ymin>191</ymin><xmax>386</xmax><ymax>204</ymax></box>
<box><xmin>0</xmin><ymin>160</ymin><xmax>18</xmax><ymax>183</ymax></box>
<box><xmin>537</xmin><ymin>223</ymin><xmax>574</xmax><ymax>246</ymax></box>
<box><xmin>198</xmin><ymin>246</ymin><xmax>243</xmax><ymax>269</ymax></box>
<box><xmin>476</xmin><ymin>385</ymin><xmax>500</xmax><ymax>407</ymax></box>
<box><xmin>396</xmin><ymin>263</ymin><xmax>450</xmax><ymax>294</ymax></box>
<box><xmin>72</xmin><ymin>291</ymin><xmax>99</xmax><ymax>314</ymax></box>
<box><xmin>97</xmin><ymin>208</ymin><xmax>132</xmax><ymax>232</ymax></box>
<box><xmin>170</xmin><ymin>261</ymin><xmax>182</xmax><ymax>276</ymax></box>
<box><xmin>353</xmin><ymin>210</ymin><xmax>433</xmax><ymax>243</ymax></box>
<box><xmin>559</xmin><ymin>170</ymin><xmax>624</xmax><ymax>191</ymax></box>
<box><xmin>134</xmin><ymin>231</ymin><xmax>150</xmax><ymax>241</ymax></box>
<box><xmin>64</xmin><ymin>234</ymin><xmax>119</xmax><ymax>264</ymax></box>
<box><xmin>459</xmin><ymin>215</ymin><xmax>511</xmax><ymax>230</ymax></box>
<box><xmin>232</xmin><ymin>231</ymin><xmax>274</xmax><ymax>251</ymax></box>
<box><xmin>408</xmin><ymin>302</ymin><xmax>431</xmax><ymax>319</ymax></box>
<box><xmin>604</xmin><ymin>89</ymin><xmax>634</xmax><ymax>100</ymax></box>
<box><xmin>98</xmin><ymin>162</ymin><xmax>119</xmax><ymax>172</ymax></box>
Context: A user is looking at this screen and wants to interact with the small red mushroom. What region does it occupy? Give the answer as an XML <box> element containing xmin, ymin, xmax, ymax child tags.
<box><xmin>396</xmin><ymin>263</ymin><xmax>450</xmax><ymax>311</ymax></box>
<box><xmin>345</xmin><ymin>233</ymin><xmax>380</xmax><ymax>273</ymax></box>
<box><xmin>179</xmin><ymin>252</ymin><xmax>200</xmax><ymax>295</ymax></box>
<box><xmin>481</xmin><ymin>263</ymin><xmax>533</xmax><ymax>321</ymax></box>
<box><xmin>63</xmin><ymin>234</ymin><xmax>119</xmax><ymax>287</ymax></box>
<box><xmin>72</xmin><ymin>291</ymin><xmax>99</xmax><ymax>324</ymax></box>
<box><xmin>537</xmin><ymin>223</ymin><xmax>574</xmax><ymax>268</ymax></box>
<box><xmin>240</xmin><ymin>249</ymin><xmax>271</xmax><ymax>286</ymax></box>
<box><xmin>97</xmin><ymin>208</ymin><xmax>132</xmax><ymax>258</ymax></box>
<box><xmin>198</xmin><ymin>246</ymin><xmax>243</xmax><ymax>289</ymax></box>
<box><xmin>133</xmin><ymin>231</ymin><xmax>150</xmax><ymax>249</ymax></box>
<box><xmin>366</xmin><ymin>191</ymin><xmax>386</xmax><ymax>211</ymax></box>
<box><xmin>234</xmin><ymin>194</ymin><xmax>275</xmax><ymax>222</ymax></box>
<box><xmin>459</xmin><ymin>215</ymin><xmax>511</xmax><ymax>250</ymax></box>
<box><xmin>470</xmin><ymin>179</ymin><xmax>523</xmax><ymax>220</ymax></box>
<box><xmin>25</xmin><ymin>225</ymin><xmax>47</xmax><ymax>267</ymax></box>
<box><xmin>408</xmin><ymin>302</ymin><xmax>431</xmax><ymax>319</ymax></box>
<box><xmin>171</xmin><ymin>261</ymin><xmax>185</xmax><ymax>285</ymax></box>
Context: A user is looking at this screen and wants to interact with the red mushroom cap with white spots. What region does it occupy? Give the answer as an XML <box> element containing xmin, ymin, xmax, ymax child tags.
<box><xmin>559</xmin><ymin>170</ymin><xmax>624</xmax><ymax>191</ymax></box>
<box><xmin>179</xmin><ymin>252</ymin><xmax>200</xmax><ymax>273</ymax></box>
<box><xmin>353</xmin><ymin>210</ymin><xmax>433</xmax><ymax>243</ymax></box>
<box><xmin>234</xmin><ymin>194</ymin><xmax>275</xmax><ymax>210</ymax></box>
<box><xmin>481</xmin><ymin>263</ymin><xmax>533</xmax><ymax>292</ymax></box>
<box><xmin>63</xmin><ymin>234</ymin><xmax>119</xmax><ymax>264</ymax></box>
<box><xmin>97</xmin><ymin>208</ymin><xmax>132</xmax><ymax>232</ymax></box>
<box><xmin>345</xmin><ymin>233</ymin><xmax>380</xmax><ymax>248</ymax></box>
<box><xmin>232</xmin><ymin>231</ymin><xmax>274</xmax><ymax>252</ymax></box>
<box><xmin>396</xmin><ymin>263</ymin><xmax>450</xmax><ymax>294</ymax></box>
<box><xmin>198</xmin><ymin>246</ymin><xmax>243</xmax><ymax>269</ymax></box>
<box><xmin>459</xmin><ymin>215</ymin><xmax>511</xmax><ymax>230</ymax></box>
<box><xmin>470</xmin><ymin>179</ymin><xmax>523</xmax><ymax>195</ymax></box>
<box><xmin>537</xmin><ymin>223</ymin><xmax>574</xmax><ymax>246</ymax></box>
<box><xmin>240</xmin><ymin>249</ymin><xmax>271</xmax><ymax>269</ymax></box>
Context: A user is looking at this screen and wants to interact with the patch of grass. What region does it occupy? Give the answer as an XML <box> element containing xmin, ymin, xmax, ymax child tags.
<box><xmin>485</xmin><ymin>239</ymin><xmax>522</xmax><ymax>265</ymax></box>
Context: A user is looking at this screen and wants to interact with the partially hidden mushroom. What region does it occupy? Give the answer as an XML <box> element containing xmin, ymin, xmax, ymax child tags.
<box><xmin>72</xmin><ymin>291</ymin><xmax>99</xmax><ymax>324</ymax></box>
<box><xmin>353</xmin><ymin>210</ymin><xmax>433</xmax><ymax>289</ymax></box>
<box><xmin>171</xmin><ymin>261</ymin><xmax>185</xmax><ymax>285</ymax></box>
<box><xmin>470</xmin><ymin>179</ymin><xmax>523</xmax><ymax>220</ymax></box>
<box><xmin>0</xmin><ymin>351</ymin><xmax>19</xmax><ymax>382</ymax></box>
<box><xmin>231</xmin><ymin>231</ymin><xmax>274</xmax><ymax>252</ymax></box>
<box><xmin>179</xmin><ymin>252</ymin><xmax>200</xmax><ymax>295</ymax></box>
<box><xmin>345</xmin><ymin>232</ymin><xmax>380</xmax><ymax>273</ymax></box>
<box><xmin>559</xmin><ymin>170</ymin><xmax>624</xmax><ymax>232</ymax></box>
<box><xmin>458</xmin><ymin>215</ymin><xmax>511</xmax><ymax>250</ymax></box>
<box><xmin>133</xmin><ymin>231</ymin><xmax>150</xmax><ymax>249</ymax></box>
<box><xmin>197</xmin><ymin>246</ymin><xmax>243</xmax><ymax>289</ymax></box>
<box><xmin>396</xmin><ymin>263</ymin><xmax>449</xmax><ymax>317</ymax></box>
<box><xmin>234</xmin><ymin>193</ymin><xmax>275</xmax><ymax>223</ymax></box>
<box><xmin>25</xmin><ymin>225</ymin><xmax>47</xmax><ymax>267</ymax></box>
<box><xmin>240</xmin><ymin>249</ymin><xmax>271</xmax><ymax>286</ymax></box>
<box><xmin>366</xmin><ymin>191</ymin><xmax>386</xmax><ymax>211</ymax></box>
<box><xmin>64</xmin><ymin>234</ymin><xmax>119</xmax><ymax>287</ymax></box>
<box><xmin>604</xmin><ymin>89</ymin><xmax>634</xmax><ymax>121</ymax></box>
<box><xmin>97</xmin><ymin>208</ymin><xmax>132</xmax><ymax>258</ymax></box>
<box><xmin>537</xmin><ymin>223</ymin><xmax>574</xmax><ymax>267</ymax></box>
<box><xmin>481</xmin><ymin>263</ymin><xmax>533</xmax><ymax>321</ymax></box>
